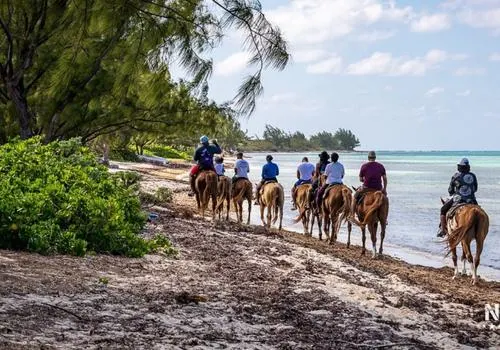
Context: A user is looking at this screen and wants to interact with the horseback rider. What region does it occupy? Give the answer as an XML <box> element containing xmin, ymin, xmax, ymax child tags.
<box><xmin>310</xmin><ymin>151</ymin><xmax>330</xmax><ymax>202</ymax></box>
<box><xmin>436</xmin><ymin>158</ymin><xmax>478</xmax><ymax>238</ymax></box>
<box><xmin>348</xmin><ymin>151</ymin><xmax>387</xmax><ymax>220</ymax></box>
<box><xmin>214</xmin><ymin>156</ymin><xmax>225</xmax><ymax>176</ymax></box>
<box><xmin>188</xmin><ymin>135</ymin><xmax>222</xmax><ymax>196</ymax></box>
<box><xmin>291</xmin><ymin>157</ymin><xmax>315</xmax><ymax>210</ymax></box>
<box><xmin>316</xmin><ymin>152</ymin><xmax>344</xmax><ymax>207</ymax></box>
<box><xmin>254</xmin><ymin>155</ymin><xmax>279</xmax><ymax>205</ymax></box>
<box><xmin>233</xmin><ymin>152</ymin><xmax>250</xmax><ymax>184</ymax></box>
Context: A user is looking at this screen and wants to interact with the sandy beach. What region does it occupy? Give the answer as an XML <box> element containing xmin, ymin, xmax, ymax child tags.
<box><xmin>1</xmin><ymin>161</ymin><xmax>500</xmax><ymax>349</ymax></box>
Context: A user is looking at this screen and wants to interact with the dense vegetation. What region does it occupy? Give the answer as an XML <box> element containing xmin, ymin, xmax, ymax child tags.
<box><xmin>242</xmin><ymin>125</ymin><xmax>360</xmax><ymax>152</ymax></box>
<box><xmin>0</xmin><ymin>1</ymin><xmax>291</xmax><ymax>256</ymax></box>
<box><xmin>0</xmin><ymin>137</ymin><xmax>179</xmax><ymax>257</ymax></box>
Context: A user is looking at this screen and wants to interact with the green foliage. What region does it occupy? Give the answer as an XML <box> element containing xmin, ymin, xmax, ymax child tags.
<box><xmin>243</xmin><ymin>125</ymin><xmax>361</xmax><ymax>152</ymax></box>
<box><xmin>109</xmin><ymin>149</ymin><xmax>139</xmax><ymax>162</ymax></box>
<box><xmin>0</xmin><ymin>0</ymin><xmax>289</xmax><ymax>144</ymax></box>
<box><xmin>0</xmin><ymin>137</ymin><xmax>154</xmax><ymax>257</ymax></box>
<box><xmin>143</xmin><ymin>145</ymin><xmax>190</xmax><ymax>160</ymax></box>
<box><xmin>114</xmin><ymin>171</ymin><xmax>142</xmax><ymax>192</ymax></box>
<box><xmin>148</xmin><ymin>234</ymin><xmax>178</xmax><ymax>257</ymax></box>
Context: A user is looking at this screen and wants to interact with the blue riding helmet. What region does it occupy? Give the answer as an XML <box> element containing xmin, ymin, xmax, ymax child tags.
<box><xmin>200</xmin><ymin>135</ymin><xmax>209</xmax><ymax>144</ymax></box>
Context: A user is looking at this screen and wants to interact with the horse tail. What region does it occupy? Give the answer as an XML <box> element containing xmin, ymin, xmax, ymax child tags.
<box><xmin>339</xmin><ymin>186</ymin><xmax>352</xmax><ymax>225</ymax></box>
<box><xmin>357</xmin><ymin>191</ymin><xmax>384</xmax><ymax>226</ymax></box>
<box><xmin>446</xmin><ymin>206</ymin><xmax>489</xmax><ymax>256</ymax></box>
<box><xmin>293</xmin><ymin>187</ymin><xmax>309</xmax><ymax>223</ymax></box>
<box><xmin>232</xmin><ymin>180</ymin><xmax>249</xmax><ymax>203</ymax></box>
<box><xmin>203</xmin><ymin>172</ymin><xmax>218</xmax><ymax>209</ymax></box>
<box><xmin>271</xmin><ymin>186</ymin><xmax>280</xmax><ymax>225</ymax></box>
<box><xmin>216</xmin><ymin>177</ymin><xmax>229</xmax><ymax>209</ymax></box>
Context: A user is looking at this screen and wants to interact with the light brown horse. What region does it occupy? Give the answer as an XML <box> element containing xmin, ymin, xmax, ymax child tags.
<box><xmin>232</xmin><ymin>178</ymin><xmax>253</xmax><ymax>224</ymax></box>
<box><xmin>194</xmin><ymin>170</ymin><xmax>218</xmax><ymax>220</ymax></box>
<box><xmin>349</xmin><ymin>188</ymin><xmax>389</xmax><ymax>258</ymax></box>
<box><xmin>440</xmin><ymin>198</ymin><xmax>489</xmax><ymax>285</ymax></box>
<box><xmin>321</xmin><ymin>184</ymin><xmax>353</xmax><ymax>246</ymax></box>
<box><xmin>293</xmin><ymin>184</ymin><xmax>313</xmax><ymax>235</ymax></box>
<box><xmin>216</xmin><ymin>176</ymin><xmax>231</xmax><ymax>220</ymax></box>
<box><xmin>259</xmin><ymin>182</ymin><xmax>284</xmax><ymax>230</ymax></box>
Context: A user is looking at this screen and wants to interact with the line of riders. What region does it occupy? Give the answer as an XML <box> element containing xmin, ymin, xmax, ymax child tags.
<box><xmin>188</xmin><ymin>135</ymin><xmax>479</xmax><ymax>237</ymax></box>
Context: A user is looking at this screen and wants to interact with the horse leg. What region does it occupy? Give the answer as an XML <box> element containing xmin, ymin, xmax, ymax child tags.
<box><xmin>266</xmin><ymin>204</ymin><xmax>272</xmax><ymax>229</ymax></box>
<box><xmin>347</xmin><ymin>222</ymin><xmax>352</xmax><ymax>248</ymax></box>
<box><xmin>462</xmin><ymin>240</ymin><xmax>475</xmax><ymax>285</ymax></box>
<box><xmin>473</xmin><ymin>238</ymin><xmax>484</xmax><ymax>285</ymax></box>
<box><xmin>370</xmin><ymin>222</ymin><xmax>378</xmax><ymax>259</ymax></box>
<box><xmin>378</xmin><ymin>219</ymin><xmax>386</xmax><ymax>256</ymax></box>
<box><xmin>260</xmin><ymin>203</ymin><xmax>266</xmax><ymax>227</ymax></box>
<box><xmin>361</xmin><ymin>226</ymin><xmax>366</xmax><ymax>256</ymax></box>
<box><xmin>226</xmin><ymin>197</ymin><xmax>230</xmax><ymax>221</ymax></box>
<box><xmin>451</xmin><ymin>247</ymin><xmax>459</xmax><ymax>279</ymax></box>
<box><xmin>211</xmin><ymin>191</ymin><xmax>217</xmax><ymax>221</ymax></box>
<box><xmin>279</xmin><ymin>203</ymin><xmax>283</xmax><ymax>231</ymax></box>
<box><xmin>310</xmin><ymin>211</ymin><xmax>315</xmax><ymax>237</ymax></box>
<box><xmin>460</xmin><ymin>250</ymin><xmax>467</xmax><ymax>275</ymax></box>
<box><xmin>246</xmin><ymin>198</ymin><xmax>251</xmax><ymax>225</ymax></box>
<box><xmin>329</xmin><ymin>214</ymin><xmax>337</xmax><ymax>245</ymax></box>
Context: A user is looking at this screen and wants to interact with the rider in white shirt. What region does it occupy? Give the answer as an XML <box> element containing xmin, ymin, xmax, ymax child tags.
<box><xmin>291</xmin><ymin>157</ymin><xmax>315</xmax><ymax>210</ymax></box>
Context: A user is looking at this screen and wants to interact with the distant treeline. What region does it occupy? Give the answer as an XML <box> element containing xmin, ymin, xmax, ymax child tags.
<box><xmin>240</xmin><ymin>124</ymin><xmax>360</xmax><ymax>152</ymax></box>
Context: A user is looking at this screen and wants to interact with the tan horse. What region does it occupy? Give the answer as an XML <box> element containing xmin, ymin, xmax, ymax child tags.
<box><xmin>349</xmin><ymin>188</ymin><xmax>389</xmax><ymax>258</ymax></box>
<box><xmin>321</xmin><ymin>184</ymin><xmax>353</xmax><ymax>246</ymax></box>
<box><xmin>259</xmin><ymin>182</ymin><xmax>284</xmax><ymax>230</ymax></box>
<box><xmin>216</xmin><ymin>176</ymin><xmax>231</xmax><ymax>220</ymax></box>
<box><xmin>232</xmin><ymin>178</ymin><xmax>253</xmax><ymax>224</ymax></box>
<box><xmin>440</xmin><ymin>199</ymin><xmax>489</xmax><ymax>285</ymax></box>
<box><xmin>194</xmin><ymin>170</ymin><xmax>218</xmax><ymax>220</ymax></box>
<box><xmin>293</xmin><ymin>184</ymin><xmax>313</xmax><ymax>235</ymax></box>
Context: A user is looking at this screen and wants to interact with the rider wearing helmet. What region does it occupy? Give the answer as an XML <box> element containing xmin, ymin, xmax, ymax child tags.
<box><xmin>436</xmin><ymin>158</ymin><xmax>478</xmax><ymax>238</ymax></box>
<box><xmin>188</xmin><ymin>135</ymin><xmax>222</xmax><ymax>196</ymax></box>
<box><xmin>254</xmin><ymin>154</ymin><xmax>279</xmax><ymax>205</ymax></box>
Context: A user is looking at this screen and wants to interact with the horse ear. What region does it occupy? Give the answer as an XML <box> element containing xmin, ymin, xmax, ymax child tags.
<box><xmin>351</xmin><ymin>186</ymin><xmax>357</xmax><ymax>191</ymax></box>
<box><xmin>440</xmin><ymin>197</ymin><xmax>445</xmax><ymax>204</ymax></box>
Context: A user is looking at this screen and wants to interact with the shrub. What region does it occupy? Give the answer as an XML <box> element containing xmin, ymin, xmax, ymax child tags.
<box><xmin>0</xmin><ymin>137</ymin><xmax>154</xmax><ymax>257</ymax></box>
<box><xmin>143</xmin><ymin>145</ymin><xmax>190</xmax><ymax>160</ymax></box>
<box><xmin>139</xmin><ymin>187</ymin><xmax>173</xmax><ymax>207</ymax></box>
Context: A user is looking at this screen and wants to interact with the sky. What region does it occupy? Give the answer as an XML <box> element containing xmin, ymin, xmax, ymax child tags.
<box><xmin>184</xmin><ymin>0</ymin><xmax>500</xmax><ymax>151</ymax></box>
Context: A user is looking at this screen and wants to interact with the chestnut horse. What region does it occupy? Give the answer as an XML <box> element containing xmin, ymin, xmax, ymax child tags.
<box><xmin>293</xmin><ymin>184</ymin><xmax>313</xmax><ymax>235</ymax></box>
<box><xmin>349</xmin><ymin>187</ymin><xmax>389</xmax><ymax>258</ymax></box>
<box><xmin>321</xmin><ymin>184</ymin><xmax>353</xmax><ymax>246</ymax></box>
<box><xmin>194</xmin><ymin>170</ymin><xmax>218</xmax><ymax>220</ymax></box>
<box><xmin>440</xmin><ymin>198</ymin><xmax>489</xmax><ymax>285</ymax></box>
<box><xmin>232</xmin><ymin>178</ymin><xmax>253</xmax><ymax>224</ymax></box>
<box><xmin>259</xmin><ymin>182</ymin><xmax>284</xmax><ymax>230</ymax></box>
<box><xmin>216</xmin><ymin>175</ymin><xmax>231</xmax><ymax>220</ymax></box>
<box><xmin>310</xmin><ymin>174</ymin><xmax>326</xmax><ymax>236</ymax></box>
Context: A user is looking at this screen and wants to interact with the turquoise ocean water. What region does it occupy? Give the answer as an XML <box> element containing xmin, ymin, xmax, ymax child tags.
<box><xmin>240</xmin><ymin>151</ymin><xmax>500</xmax><ymax>279</ymax></box>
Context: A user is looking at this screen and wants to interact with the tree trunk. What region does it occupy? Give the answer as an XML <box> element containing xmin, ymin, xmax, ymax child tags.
<box><xmin>6</xmin><ymin>81</ymin><xmax>33</xmax><ymax>139</ymax></box>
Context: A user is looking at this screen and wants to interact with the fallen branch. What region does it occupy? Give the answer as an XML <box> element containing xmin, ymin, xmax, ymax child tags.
<box><xmin>40</xmin><ymin>302</ymin><xmax>88</xmax><ymax>322</ymax></box>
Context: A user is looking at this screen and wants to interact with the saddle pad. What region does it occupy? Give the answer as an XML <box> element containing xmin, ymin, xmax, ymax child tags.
<box><xmin>322</xmin><ymin>184</ymin><xmax>342</xmax><ymax>199</ymax></box>
<box><xmin>446</xmin><ymin>202</ymin><xmax>469</xmax><ymax>221</ymax></box>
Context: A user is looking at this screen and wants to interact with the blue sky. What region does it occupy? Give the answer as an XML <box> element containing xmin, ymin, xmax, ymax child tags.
<box><xmin>193</xmin><ymin>0</ymin><xmax>500</xmax><ymax>151</ymax></box>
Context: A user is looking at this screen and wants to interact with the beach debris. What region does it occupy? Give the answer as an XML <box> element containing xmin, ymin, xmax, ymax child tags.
<box><xmin>174</xmin><ymin>292</ymin><xmax>208</xmax><ymax>305</ymax></box>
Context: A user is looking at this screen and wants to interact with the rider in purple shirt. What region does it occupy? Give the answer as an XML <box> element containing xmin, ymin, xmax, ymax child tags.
<box><xmin>349</xmin><ymin>151</ymin><xmax>387</xmax><ymax>219</ymax></box>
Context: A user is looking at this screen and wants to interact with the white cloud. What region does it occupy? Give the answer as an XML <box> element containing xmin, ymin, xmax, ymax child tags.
<box><xmin>410</xmin><ymin>13</ymin><xmax>451</xmax><ymax>32</ymax></box>
<box><xmin>214</xmin><ymin>52</ymin><xmax>250</xmax><ymax>76</ymax></box>
<box><xmin>293</xmin><ymin>49</ymin><xmax>328</xmax><ymax>63</ymax></box>
<box><xmin>454</xmin><ymin>67</ymin><xmax>486</xmax><ymax>75</ymax></box>
<box><xmin>346</xmin><ymin>49</ymin><xmax>449</xmax><ymax>76</ymax></box>
<box><xmin>457</xmin><ymin>89</ymin><xmax>471</xmax><ymax>96</ymax></box>
<box><xmin>450</xmin><ymin>53</ymin><xmax>469</xmax><ymax>60</ymax></box>
<box><xmin>425</xmin><ymin>87</ymin><xmax>445</xmax><ymax>96</ymax></box>
<box><xmin>306</xmin><ymin>55</ymin><xmax>343</xmax><ymax>74</ymax></box>
<box><xmin>357</xmin><ymin>30</ymin><xmax>396</xmax><ymax>42</ymax></box>
<box><xmin>489</xmin><ymin>52</ymin><xmax>500</xmax><ymax>61</ymax></box>
<box><xmin>458</xmin><ymin>8</ymin><xmax>500</xmax><ymax>31</ymax></box>
<box><xmin>265</xmin><ymin>0</ymin><xmax>414</xmax><ymax>46</ymax></box>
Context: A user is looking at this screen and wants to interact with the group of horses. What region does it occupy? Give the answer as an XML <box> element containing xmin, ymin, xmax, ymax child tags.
<box><xmin>191</xmin><ymin>169</ymin><xmax>490</xmax><ymax>285</ymax></box>
<box><xmin>193</xmin><ymin>171</ymin><xmax>283</xmax><ymax>230</ymax></box>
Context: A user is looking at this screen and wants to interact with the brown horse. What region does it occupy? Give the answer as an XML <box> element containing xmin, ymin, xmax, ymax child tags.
<box><xmin>232</xmin><ymin>178</ymin><xmax>253</xmax><ymax>224</ymax></box>
<box><xmin>349</xmin><ymin>187</ymin><xmax>389</xmax><ymax>258</ymax></box>
<box><xmin>321</xmin><ymin>184</ymin><xmax>353</xmax><ymax>245</ymax></box>
<box><xmin>259</xmin><ymin>182</ymin><xmax>284</xmax><ymax>230</ymax></box>
<box><xmin>293</xmin><ymin>184</ymin><xmax>313</xmax><ymax>235</ymax></box>
<box><xmin>216</xmin><ymin>176</ymin><xmax>231</xmax><ymax>220</ymax></box>
<box><xmin>310</xmin><ymin>174</ymin><xmax>326</xmax><ymax>236</ymax></box>
<box><xmin>194</xmin><ymin>170</ymin><xmax>218</xmax><ymax>220</ymax></box>
<box><xmin>440</xmin><ymin>198</ymin><xmax>489</xmax><ymax>285</ymax></box>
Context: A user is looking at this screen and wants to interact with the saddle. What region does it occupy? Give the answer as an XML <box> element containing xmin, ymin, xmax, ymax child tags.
<box><xmin>445</xmin><ymin>202</ymin><xmax>471</xmax><ymax>221</ymax></box>
<box><xmin>355</xmin><ymin>188</ymin><xmax>377</xmax><ymax>205</ymax></box>
<box><xmin>263</xmin><ymin>179</ymin><xmax>277</xmax><ymax>186</ymax></box>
